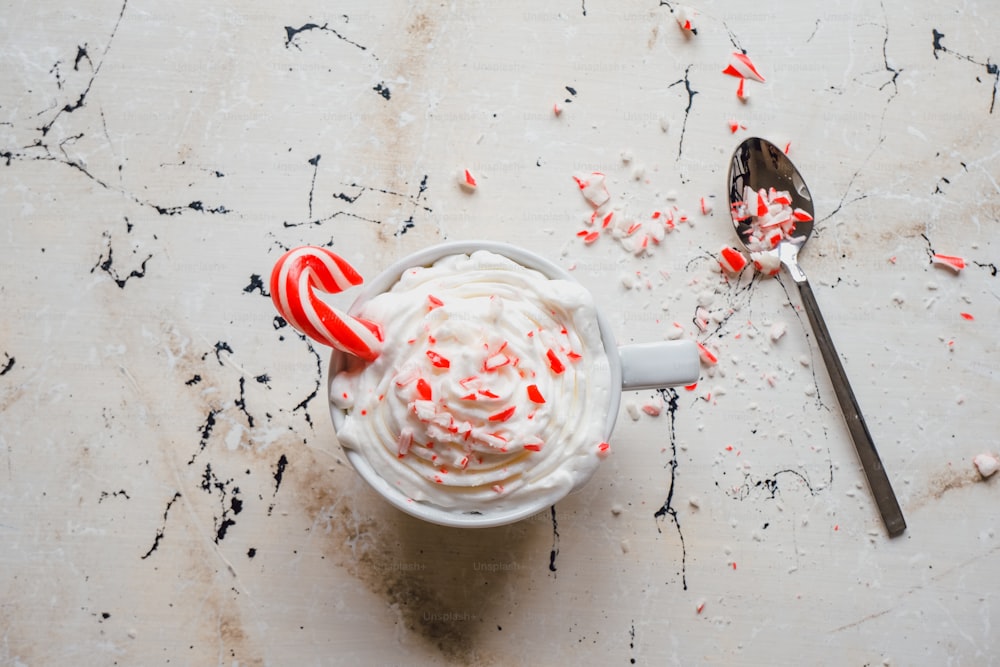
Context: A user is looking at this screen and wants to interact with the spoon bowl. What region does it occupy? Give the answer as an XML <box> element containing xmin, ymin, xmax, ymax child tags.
<box><xmin>727</xmin><ymin>137</ymin><xmax>906</xmax><ymax>538</ymax></box>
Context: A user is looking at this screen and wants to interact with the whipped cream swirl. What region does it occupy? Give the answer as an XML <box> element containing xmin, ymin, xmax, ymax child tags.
<box><xmin>330</xmin><ymin>251</ymin><xmax>612</xmax><ymax>515</ymax></box>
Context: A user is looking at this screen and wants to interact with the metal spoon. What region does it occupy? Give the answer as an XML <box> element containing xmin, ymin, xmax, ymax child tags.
<box><xmin>727</xmin><ymin>137</ymin><xmax>906</xmax><ymax>538</ymax></box>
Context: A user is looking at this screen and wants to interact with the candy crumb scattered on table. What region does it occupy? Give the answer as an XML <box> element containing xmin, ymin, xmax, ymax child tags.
<box><xmin>973</xmin><ymin>453</ymin><xmax>999</xmax><ymax>478</ymax></box>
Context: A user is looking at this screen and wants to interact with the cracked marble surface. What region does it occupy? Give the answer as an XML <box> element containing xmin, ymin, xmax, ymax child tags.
<box><xmin>2</xmin><ymin>1</ymin><xmax>999</xmax><ymax>665</ymax></box>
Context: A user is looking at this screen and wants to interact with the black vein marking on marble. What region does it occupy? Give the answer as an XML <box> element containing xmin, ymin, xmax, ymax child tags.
<box><xmin>933</xmin><ymin>29</ymin><xmax>998</xmax><ymax>113</ymax></box>
<box><xmin>39</xmin><ymin>0</ymin><xmax>128</xmax><ymax>136</ymax></box>
<box><xmin>548</xmin><ymin>505</ymin><xmax>560</xmax><ymax>573</ymax></box>
<box><xmin>629</xmin><ymin>621</ymin><xmax>636</xmax><ymax>664</ymax></box>
<box><xmin>141</xmin><ymin>491</ymin><xmax>181</xmax><ymax>559</ymax></box>
<box><xmin>580</xmin><ymin>1</ymin><xmax>587</xmax><ymax>17</ymax></box>
<box><xmin>154</xmin><ymin>200</ymin><xmax>230</xmax><ymax>216</ymax></box>
<box><xmin>185</xmin><ymin>374</ymin><xmax>202</xmax><ymax>386</ymax></box>
<box><xmin>247</xmin><ymin>547</ymin><xmax>257</xmax><ymax>559</ymax></box>
<box><xmin>268</xmin><ymin>454</ymin><xmax>290</xmax><ymax>516</ymax></box>
<box><xmin>805</xmin><ymin>19</ymin><xmax>821</xmax><ymax>43</ymax></box>
<box><xmin>308</xmin><ymin>154</ymin><xmax>321</xmax><ymax>217</ymax></box>
<box><xmin>725</xmin><ymin>453</ymin><xmax>833</xmax><ymax>503</ymax></box>
<box><xmin>235</xmin><ymin>377</ymin><xmax>255</xmax><ymax>429</ymax></box>
<box><xmin>255</xmin><ymin>373</ymin><xmax>271</xmax><ymax>385</ymax></box>
<box><xmin>0</xmin><ymin>353</ymin><xmax>14</xmax><ymax>376</ymax></box>
<box><xmin>1</xmin><ymin>144</ymin><xmax>230</xmax><ymax>217</ymax></box>
<box><xmin>291</xmin><ymin>344</ymin><xmax>324</xmax><ymax>427</ymax></box>
<box><xmin>188</xmin><ymin>409</ymin><xmax>221</xmax><ymax>465</ymax></box>
<box><xmin>203</xmin><ymin>341</ymin><xmax>235</xmax><ymax>366</ymax></box>
<box><xmin>98</xmin><ymin>489</ymin><xmax>130</xmax><ymax>503</ymax></box>
<box><xmin>201</xmin><ymin>463</ymin><xmax>243</xmax><ymax>543</ymax></box>
<box><xmin>285</xmin><ymin>176</ymin><xmax>432</xmax><ymax>229</ymax></box>
<box><xmin>652</xmin><ymin>388</ymin><xmax>687</xmax><ymax>590</ymax></box>
<box><xmin>818</xmin><ymin>137</ymin><xmax>883</xmax><ymax>223</ymax></box>
<box><xmin>373</xmin><ymin>82</ymin><xmax>391</xmax><ymax>100</ymax></box>
<box><xmin>667</xmin><ymin>66</ymin><xmax>697</xmax><ymax>164</ymax></box>
<box><xmin>395</xmin><ymin>216</ymin><xmax>415</xmax><ymax>236</ymax></box>
<box><xmin>91</xmin><ymin>230</ymin><xmax>152</xmax><ymax>289</ymax></box>
<box><xmin>273</xmin><ymin>454</ymin><xmax>289</xmax><ymax>493</ymax></box>
<box><xmin>284</xmin><ymin>21</ymin><xmax>373</xmax><ymax>58</ymax></box>
<box><xmin>242</xmin><ymin>274</ymin><xmax>269</xmax><ymax>297</ymax></box>
<box><xmin>870</xmin><ymin>2</ymin><xmax>901</xmax><ymax>105</ymax></box>
<box><xmin>274</xmin><ymin>316</ymin><xmax>288</xmax><ymax>331</ymax></box>
<box><xmin>563</xmin><ymin>85</ymin><xmax>577</xmax><ymax>104</ymax></box>
<box><xmin>974</xmin><ymin>261</ymin><xmax>999</xmax><ymax>277</ymax></box>
<box><xmin>74</xmin><ymin>44</ymin><xmax>92</xmax><ymax>71</ymax></box>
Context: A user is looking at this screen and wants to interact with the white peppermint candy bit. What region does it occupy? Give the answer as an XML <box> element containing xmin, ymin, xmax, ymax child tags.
<box><xmin>572</xmin><ymin>171</ymin><xmax>610</xmax><ymax>208</ymax></box>
<box><xmin>973</xmin><ymin>453</ymin><xmax>999</xmax><ymax>478</ymax></box>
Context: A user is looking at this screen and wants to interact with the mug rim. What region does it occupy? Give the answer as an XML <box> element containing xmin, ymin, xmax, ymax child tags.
<box><xmin>327</xmin><ymin>240</ymin><xmax>623</xmax><ymax>528</ymax></box>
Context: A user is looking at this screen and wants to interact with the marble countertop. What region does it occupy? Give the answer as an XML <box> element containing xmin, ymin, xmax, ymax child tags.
<box><xmin>2</xmin><ymin>1</ymin><xmax>998</xmax><ymax>665</ymax></box>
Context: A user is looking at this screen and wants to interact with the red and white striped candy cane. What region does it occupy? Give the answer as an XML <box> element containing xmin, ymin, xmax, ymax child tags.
<box><xmin>270</xmin><ymin>246</ymin><xmax>383</xmax><ymax>361</ymax></box>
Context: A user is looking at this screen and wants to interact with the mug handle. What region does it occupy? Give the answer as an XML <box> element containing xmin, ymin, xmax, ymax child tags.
<box><xmin>618</xmin><ymin>340</ymin><xmax>700</xmax><ymax>391</ymax></box>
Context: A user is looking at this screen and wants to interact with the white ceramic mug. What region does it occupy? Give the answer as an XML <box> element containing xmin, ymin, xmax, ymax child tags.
<box><xmin>327</xmin><ymin>241</ymin><xmax>699</xmax><ymax>528</ymax></box>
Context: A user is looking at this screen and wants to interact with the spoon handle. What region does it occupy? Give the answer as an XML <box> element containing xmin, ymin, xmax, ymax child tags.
<box><xmin>797</xmin><ymin>279</ymin><xmax>907</xmax><ymax>537</ymax></box>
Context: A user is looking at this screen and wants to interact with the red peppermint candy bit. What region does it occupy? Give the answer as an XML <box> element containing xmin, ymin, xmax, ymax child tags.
<box><xmin>791</xmin><ymin>208</ymin><xmax>813</xmax><ymax>222</ymax></box>
<box><xmin>484</xmin><ymin>352</ymin><xmax>510</xmax><ymax>371</ymax></box>
<box><xmin>478</xmin><ymin>389</ymin><xmax>500</xmax><ymax>399</ymax></box>
<box><xmin>426</xmin><ymin>350</ymin><xmax>451</xmax><ymax>368</ymax></box>
<box><xmin>460</xmin><ymin>393</ymin><xmax>477</xmax><ymax>401</ymax></box>
<box><xmin>492</xmin><ymin>484</ymin><xmax>504</xmax><ymax>493</ymax></box>
<box><xmin>684</xmin><ymin>382</ymin><xmax>698</xmax><ymax>391</ymax></box>
<box><xmin>602</xmin><ymin>212</ymin><xmax>614</xmax><ymax>228</ymax></box>
<box><xmin>960</xmin><ymin>312</ymin><xmax>974</xmax><ymax>320</ymax></box>
<box><xmin>415</xmin><ymin>378</ymin><xmax>433</xmax><ymax>401</ymax></box>
<box><xmin>697</xmin><ymin>341</ymin><xmax>719</xmax><ymax>365</ymax></box>
<box><xmin>488</xmin><ymin>406</ymin><xmax>516</xmax><ymax>422</ymax></box>
<box><xmin>719</xmin><ymin>246</ymin><xmax>748</xmax><ymax>274</ymax></box>
<box><xmin>596</xmin><ymin>441</ymin><xmax>611</xmax><ymax>459</ymax></box>
<box><xmin>582</xmin><ymin>231</ymin><xmax>600</xmax><ymax>245</ymax></box>
<box><xmin>546</xmin><ymin>349</ymin><xmax>565</xmax><ymax>374</ymax></box>
<box><xmin>527</xmin><ymin>384</ymin><xmax>546</xmax><ymax>404</ymax></box>
<box><xmin>427</xmin><ymin>294</ymin><xmax>444</xmax><ymax>309</ymax></box>
<box><xmin>524</xmin><ymin>442</ymin><xmax>542</xmax><ymax>452</ymax></box>
<box><xmin>931</xmin><ymin>253</ymin><xmax>966</xmax><ymax>272</ymax></box>
<box><xmin>566</xmin><ymin>350</ymin><xmax>583</xmax><ymax>362</ymax></box>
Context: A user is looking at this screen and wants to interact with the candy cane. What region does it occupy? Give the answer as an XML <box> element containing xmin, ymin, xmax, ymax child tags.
<box><xmin>270</xmin><ymin>246</ymin><xmax>383</xmax><ymax>361</ymax></box>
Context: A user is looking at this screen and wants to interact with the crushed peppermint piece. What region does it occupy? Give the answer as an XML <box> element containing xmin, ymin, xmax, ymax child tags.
<box><xmin>718</xmin><ymin>246</ymin><xmax>748</xmax><ymax>274</ymax></box>
<box><xmin>960</xmin><ymin>312</ymin><xmax>974</xmax><ymax>320</ymax></box>
<box><xmin>527</xmin><ymin>384</ymin><xmax>546</xmax><ymax>404</ymax></box>
<box><xmin>699</xmin><ymin>197</ymin><xmax>713</xmax><ymax>215</ymax></box>
<box><xmin>722</xmin><ymin>52</ymin><xmax>766</xmax><ymax>83</ymax></box>
<box><xmin>426</xmin><ymin>350</ymin><xmax>451</xmax><ymax>368</ymax></box>
<box><xmin>546</xmin><ymin>348</ymin><xmax>566</xmax><ymax>374</ymax></box>
<box><xmin>751</xmin><ymin>251</ymin><xmax>781</xmax><ymax>276</ymax></box>
<box><xmin>769</xmin><ymin>322</ymin><xmax>787</xmax><ymax>342</ymax></box>
<box><xmin>697</xmin><ymin>341</ymin><xmax>719</xmax><ymax>365</ymax></box>
<box><xmin>674</xmin><ymin>5</ymin><xmax>697</xmax><ymax>32</ymax></box>
<box><xmin>458</xmin><ymin>169</ymin><xmax>478</xmax><ymax>192</ymax></box>
<box><xmin>931</xmin><ymin>253</ymin><xmax>966</xmax><ymax>272</ymax></box>
<box><xmin>596</xmin><ymin>441</ymin><xmax>611</xmax><ymax>459</ymax></box>
<box><xmin>397</xmin><ymin>427</ymin><xmax>413</xmax><ymax>458</ymax></box>
<box><xmin>572</xmin><ymin>171</ymin><xmax>610</xmax><ymax>208</ymax></box>
<box><xmin>974</xmin><ymin>453</ymin><xmax>1000</xmax><ymax>478</ymax></box>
